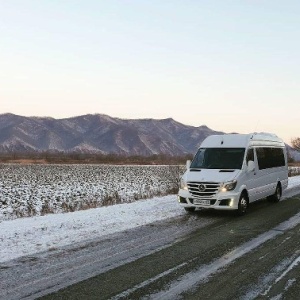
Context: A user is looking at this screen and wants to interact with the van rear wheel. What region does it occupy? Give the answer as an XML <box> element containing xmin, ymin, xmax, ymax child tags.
<box><xmin>237</xmin><ymin>194</ymin><xmax>248</xmax><ymax>216</ymax></box>
<box><xmin>268</xmin><ymin>184</ymin><xmax>282</xmax><ymax>203</ymax></box>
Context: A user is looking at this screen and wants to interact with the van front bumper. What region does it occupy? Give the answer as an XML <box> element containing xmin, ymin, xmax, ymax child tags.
<box><xmin>178</xmin><ymin>188</ymin><xmax>240</xmax><ymax>210</ymax></box>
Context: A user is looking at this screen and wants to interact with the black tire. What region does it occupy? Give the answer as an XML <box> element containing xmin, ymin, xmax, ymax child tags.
<box><xmin>184</xmin><ymin>207</ymin><xmax>196</xmax><ymax>213</ymax></box>
<box><xmin>237</xmin><ymin>193</ymin><xmax>248</xmax><ymax>216</ymax></box>
<box><xmin>268</xmin><ymin>184</ymin><xmax>282</xmax><ymax>203</ymax></box>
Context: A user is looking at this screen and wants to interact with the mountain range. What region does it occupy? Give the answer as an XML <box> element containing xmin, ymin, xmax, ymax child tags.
<box><xmin>0</xmin><ymin>113</ymin><xmax>223</xmax><ymax>156</ymax></box>
<box><xmin>0</xmin><ymin>113</ymin><xmax>299</xmax><ymax>160</ymax></box>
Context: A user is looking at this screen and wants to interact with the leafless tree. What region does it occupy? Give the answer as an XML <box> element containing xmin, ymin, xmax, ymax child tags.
<box><xmin>291</xmin><ymin>137</ymin><xmax>300</xmax><ymax>151</ymax></box>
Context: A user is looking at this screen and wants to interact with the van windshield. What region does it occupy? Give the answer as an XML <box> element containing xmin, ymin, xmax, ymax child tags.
<box><xmin>190</xmin><ymin>148</ymin><xmax>245</xmax><ymax>170</ymax></box>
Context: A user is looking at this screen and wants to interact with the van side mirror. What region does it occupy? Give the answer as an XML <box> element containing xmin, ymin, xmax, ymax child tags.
<box><xmin>186</xmin><ymin>160</ymin><xmax>191</xmax><ymax>169</ymax></box>
<box><xmin>247</xmin><ymin>160</ymin><xmax>255</xmax><ymax>172</ymax></box>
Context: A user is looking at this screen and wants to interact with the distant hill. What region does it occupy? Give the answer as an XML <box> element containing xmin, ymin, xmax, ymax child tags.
<box><xmin>0</xmin><ymin>113</ymin><xmax>223</xmax><ymax>156</ymax></box>
<box><xmin>0</xmin><ymin>113</ymin><xmax>298</xmax><ymax>160</ymax></box>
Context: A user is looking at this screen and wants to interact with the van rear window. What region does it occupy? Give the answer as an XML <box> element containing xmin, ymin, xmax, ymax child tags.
<box><xmin>256</xmin><ymin>147</ymin><xmax>285</xmax><ymax>169</ymax></box>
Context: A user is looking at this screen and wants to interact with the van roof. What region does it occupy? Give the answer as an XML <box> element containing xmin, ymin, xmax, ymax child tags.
<box><xmin>200</xmin><ymin>133</ymin><xmax>284</xmax><ymax>148</ymax></box>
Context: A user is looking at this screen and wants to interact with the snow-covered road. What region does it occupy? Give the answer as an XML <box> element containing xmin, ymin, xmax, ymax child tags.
<box><xmin>1</xmin><ymin>176</ymin><xmax>300</xmax><ymax>264</ymax></box>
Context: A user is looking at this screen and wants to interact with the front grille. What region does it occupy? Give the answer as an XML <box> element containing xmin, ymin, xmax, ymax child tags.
<box><xmin>187</xmin><ymin>181</ymin><xmax>221</xmax><ymax>199</ymax></box>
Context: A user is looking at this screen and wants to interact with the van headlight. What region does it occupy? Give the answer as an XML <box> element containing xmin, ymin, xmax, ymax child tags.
<box><xmin>180</xmin><ymin>178</ymin><xmax>188</xmax><ymax>190</ymax></box>
<box><xmin>221</xmin><ymin>180</ymin><xmax>237</xmax><ymax>192</ymax></box>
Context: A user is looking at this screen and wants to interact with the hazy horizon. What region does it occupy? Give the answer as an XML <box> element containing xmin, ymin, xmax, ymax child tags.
<box><xmin>1</xmin><ymin>1</ymin><xmax>299</xmax><ymax>145</ymax></box>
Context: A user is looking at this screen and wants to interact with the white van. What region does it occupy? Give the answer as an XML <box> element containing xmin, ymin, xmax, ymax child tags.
<box><xmin>178</xmin><ymin>133</ymin><xmax>288</xmax><ymax>215</ymax></box>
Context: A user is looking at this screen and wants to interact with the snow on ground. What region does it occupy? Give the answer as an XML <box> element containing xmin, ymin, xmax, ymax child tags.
<box><xmin>284</xmin><ymin>175</ymin><xmax>300</xmax><ymax>189</ymax></box>
<box><xmin>0</xmin><ymin>164</ymin><xmax>183</xmax><ymax>221</ymax></box>
<box><xmin>0</xmin><ymin>195</ymin><xmax>184</xmax><ymax>263</ymax></box>
<box><xmin>1</xmin><ymin>176</ymin><xmax>300</xmax><ymax>264</ymax></box>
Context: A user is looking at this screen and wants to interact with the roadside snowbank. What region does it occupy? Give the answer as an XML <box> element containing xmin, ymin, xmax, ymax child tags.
<box><xmin>0</xmin><ymin>195</ymin><xmax>183</xmax><ymax>263</ymax></box>
<box><xmin>1</xmin><ymin>176</ymin><xmax>300</xmax><ymax>264</ymax></box>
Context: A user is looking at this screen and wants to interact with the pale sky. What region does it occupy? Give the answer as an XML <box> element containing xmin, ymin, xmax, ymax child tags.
<box><xmin>0</xmin><ymin>1</ymin><xmax>299</xmax><ymax>145</ymax></box>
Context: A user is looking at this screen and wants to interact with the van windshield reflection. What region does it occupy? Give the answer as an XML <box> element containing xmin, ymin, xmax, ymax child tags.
<box><xmin>190</xmin><ymin>148</ymin><xmax>245</xmax><ymax>170</ymax></box>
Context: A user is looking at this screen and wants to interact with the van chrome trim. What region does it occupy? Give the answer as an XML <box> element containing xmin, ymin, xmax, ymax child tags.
<box><xmin>187</xmin><ymin>181</ymin><xmax>221</xmax><ymax>199</ymax></box>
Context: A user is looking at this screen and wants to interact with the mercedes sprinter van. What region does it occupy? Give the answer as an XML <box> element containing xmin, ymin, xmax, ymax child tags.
<box><xmin>178</xmin><ymin>133</ymin><xmax>288</xmax><ymax>215</ymax></box>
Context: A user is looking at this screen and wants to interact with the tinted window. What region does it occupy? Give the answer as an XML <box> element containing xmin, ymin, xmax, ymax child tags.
<box><xmin>256</xmin><ymin>147</ymin><xmax>285</xmax><ymax>170</ymax></box>
<box><xmin>246</xmin><ymin>148</ymin><xmax>254</xmax><ymax>163</ymax></box>
<box><xmin>190</xmin><ymin>148</ymin><xmax>245</xmax><ymax>170</ymax></box>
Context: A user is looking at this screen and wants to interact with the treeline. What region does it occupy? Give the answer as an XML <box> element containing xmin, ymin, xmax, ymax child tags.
<box><xmin>0</xmin><ymin>151</ymin><xmax>193</xmax><ymax>165</ymax></box>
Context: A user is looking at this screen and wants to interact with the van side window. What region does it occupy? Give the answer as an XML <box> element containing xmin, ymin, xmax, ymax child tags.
<box><xmin>246</xmin><ymin>148</ymin><xmax>254</xmax><ymax>164</ymax></box>
<box><xmin>256</xmin><ymin>147</ymin><xmax>285</xmax><ymax>169</ymax></box>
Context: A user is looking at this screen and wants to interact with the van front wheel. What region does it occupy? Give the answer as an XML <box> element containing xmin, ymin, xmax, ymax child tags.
<box><xmin>237</xmin><ymin>194</ymin><xmax>248</xmax><ymax>216</ymax></box>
